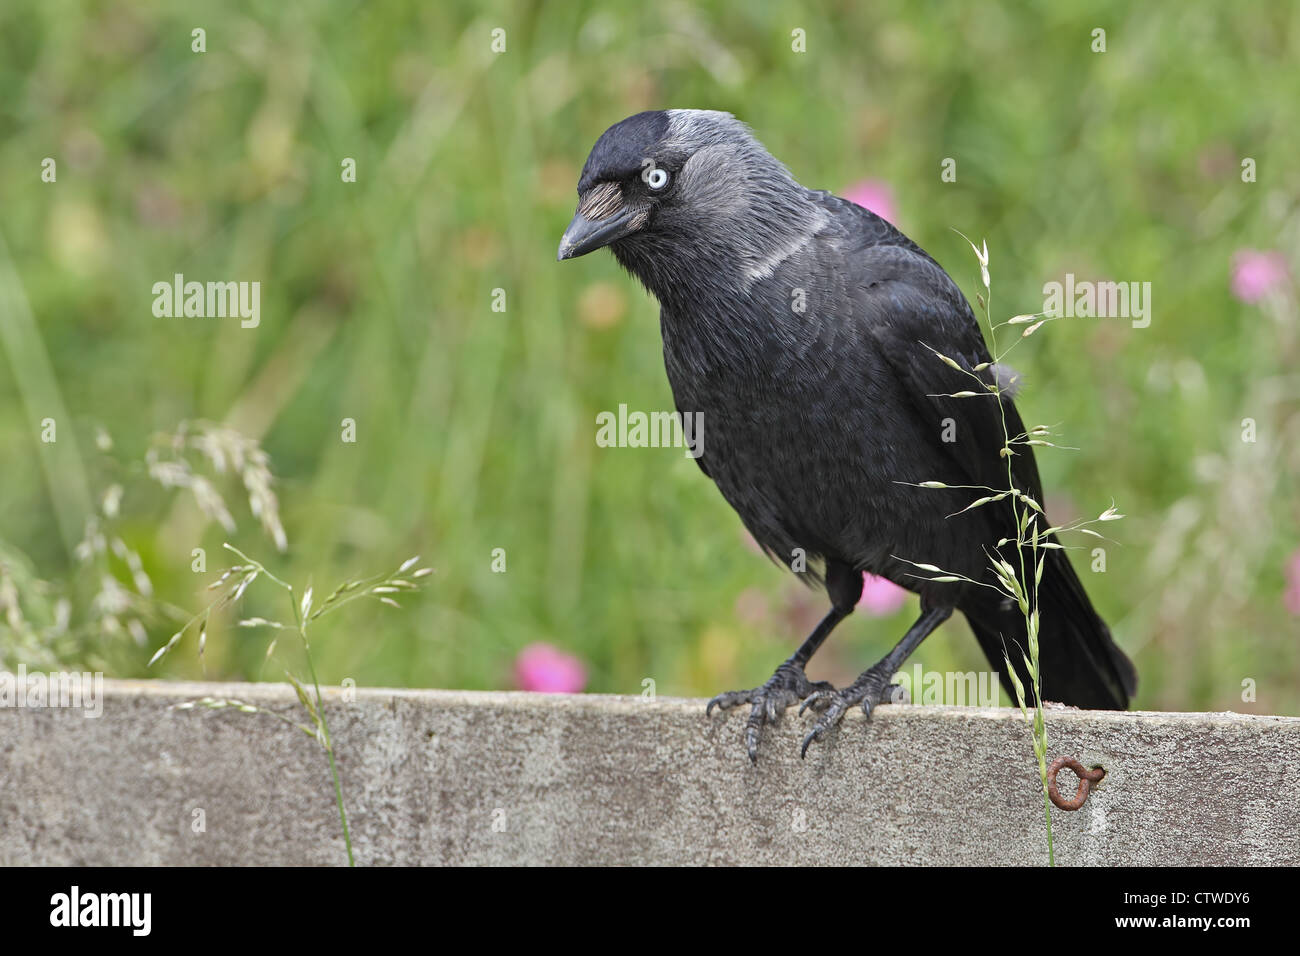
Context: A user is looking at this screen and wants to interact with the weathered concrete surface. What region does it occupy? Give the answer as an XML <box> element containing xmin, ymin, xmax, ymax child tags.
<box><xmin>1</xmin><ymin>679</ymin><xmax>1296</xmax><ymax>865</ymax></box>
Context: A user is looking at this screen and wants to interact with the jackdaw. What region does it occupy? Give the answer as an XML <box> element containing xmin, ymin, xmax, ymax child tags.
<box><xmin>558</xmin><ymin>109</ymin><xmax>1137</xmax><ymax>761</ymax></box>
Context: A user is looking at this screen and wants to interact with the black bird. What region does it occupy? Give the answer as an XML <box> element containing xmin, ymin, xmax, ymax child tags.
<box><xmin>559</xmin><ymin>110</ymin><xmax>1137</xmax><ymax>761</ymax></box>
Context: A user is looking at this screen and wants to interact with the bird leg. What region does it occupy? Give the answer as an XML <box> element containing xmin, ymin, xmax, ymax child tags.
<box><xmin>707</xmin><ymin>605</ymin><xmax>848</xmax><ymax>763</ymax></box>
<box><xmin>799</xmin><ymin>603</ymin><xmax>953</xmax><ymax>757</ymax></box>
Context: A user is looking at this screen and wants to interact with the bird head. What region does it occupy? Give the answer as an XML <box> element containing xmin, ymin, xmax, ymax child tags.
<box><xmin>557</xmin><ymin>109</ymin><xmax>804</xmax><ymax>269</ymax></box>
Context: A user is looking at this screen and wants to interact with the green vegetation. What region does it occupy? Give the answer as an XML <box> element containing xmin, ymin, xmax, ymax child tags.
<box><xmin>1</xmin><ymin>1</ymin><xmax>1297</xmax><ymax>715</ymax></box>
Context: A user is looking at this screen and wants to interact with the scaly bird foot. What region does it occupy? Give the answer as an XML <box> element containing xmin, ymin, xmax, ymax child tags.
<box><xmin>707</xmin><ymin>662</ymin><xmax>835</xmax><ymax>763</ymax></box>
<box><xmin>798</xmin><ymin>667</ymin><xmax>903</xmax><ymax>758</ymax></box>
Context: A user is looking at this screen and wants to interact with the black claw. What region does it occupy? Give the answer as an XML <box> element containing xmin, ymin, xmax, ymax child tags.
<box><xmin>745</xmin><ymin>723</ymin><xmax>761</xmax><ymax>764</ymax></box>
<box><xmin>706</xmin><ymin>661</ymin><xmax>834</xmax><ymax>762</ymax></box>
<box><xmin>800</xmin><ymin>675</ymin><xmax>898</xmax><ymax>757</ymax></box>
<box><xmin>800</xmin><ymin>729</ymin><xmax>818</xmax><ymax>758</ymax></box>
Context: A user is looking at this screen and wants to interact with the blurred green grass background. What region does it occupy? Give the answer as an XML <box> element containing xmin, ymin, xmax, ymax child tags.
<box><xmin>1</xmin><ymin>0</ymin><xmax>1297</xmax><ymax>712</ymax></box>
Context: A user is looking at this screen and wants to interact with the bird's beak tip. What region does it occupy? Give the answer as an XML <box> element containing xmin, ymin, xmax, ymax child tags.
<box><xmin>557</xmin><ymin>206</ymin><xmax>636</xmax><ymax>263</ymax></box>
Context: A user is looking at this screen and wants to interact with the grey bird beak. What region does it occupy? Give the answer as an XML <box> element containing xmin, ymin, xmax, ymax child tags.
<box><xmin>557</xmin><ymin>205</ymin><xmax>639</xmax><ymax>261</ymax></box>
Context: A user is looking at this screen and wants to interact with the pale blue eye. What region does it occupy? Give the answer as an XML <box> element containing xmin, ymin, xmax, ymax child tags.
<box><xmin>645</xmin><ymin>167</ymin><xmax>669</xmax><ymax>190</ymax></box>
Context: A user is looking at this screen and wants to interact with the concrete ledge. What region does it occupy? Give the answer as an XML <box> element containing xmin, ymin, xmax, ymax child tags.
<box><xmin>1</xmin><ymin>679</ymin><xmax>1297</xmax><ymax>865</ymax></box>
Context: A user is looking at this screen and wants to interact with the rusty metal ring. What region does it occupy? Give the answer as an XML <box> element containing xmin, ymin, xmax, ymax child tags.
<box><xmin>1047</xmin><ymin>756</ymin><xmax>1106</xmax><ymax>811</ymax></box>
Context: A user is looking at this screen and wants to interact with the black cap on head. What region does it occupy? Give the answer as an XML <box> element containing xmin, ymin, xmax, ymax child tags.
<box><xmin>577</xmin><ymin>110</ymin><xmax>670</xmax><ymax>192</ymax></box>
